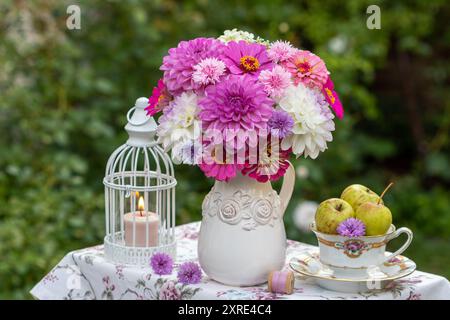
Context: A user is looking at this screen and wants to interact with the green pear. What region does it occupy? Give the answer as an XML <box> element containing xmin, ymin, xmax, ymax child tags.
<box><xmin>356</xmin><ymin>202</ymin><xmax>392</xmax><ymax>236</ymax></box>
<box><xmin>315</xmin><ymin>198</ymin><xmax>355</xmax><ymax>234</ymax></box>
<box><xmin>341</xmin><ymin>184</ymin><xmax>383</xmax><ymax>211</ymax></box>
<box><xmin>355</xmin><ymin>182</ymin><xmax>394</xmax><ymax>236</ymax></box>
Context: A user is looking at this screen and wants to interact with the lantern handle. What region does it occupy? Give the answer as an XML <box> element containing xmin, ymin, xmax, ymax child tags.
<box><xmin>127</xmin><ymin>107</ymin><xmax>149</xmax><ymax>126</ymax></box>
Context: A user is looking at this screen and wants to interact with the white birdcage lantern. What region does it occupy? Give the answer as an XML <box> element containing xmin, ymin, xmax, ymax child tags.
<box><xmin>103</xmin><ymin>97</ymin><xmax>177</xmax><ymax>266</ymax></box>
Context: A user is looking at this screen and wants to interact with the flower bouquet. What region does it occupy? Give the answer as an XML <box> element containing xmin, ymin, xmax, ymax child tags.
<box><xmin>147</xmin><ymin>29</ymin><xmax>344</xmax><ymax>183</ymax></box>
<box><xmin>146</xmin><ymin>29</ymin><xmax>345</xmax><ymax>285</ymax></box>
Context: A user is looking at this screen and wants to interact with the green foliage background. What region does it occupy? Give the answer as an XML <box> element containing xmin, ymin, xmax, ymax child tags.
<box><xmin>0</xmin><ymin>0</ymin><xmax>449</xmax><ymax>299</ymax></box>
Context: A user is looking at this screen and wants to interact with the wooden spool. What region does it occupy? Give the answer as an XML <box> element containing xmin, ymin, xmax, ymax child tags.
<box><xmin>268</xmin><ymin>270</ymin><xmax>295</xmax><ymax>295</ymax></box>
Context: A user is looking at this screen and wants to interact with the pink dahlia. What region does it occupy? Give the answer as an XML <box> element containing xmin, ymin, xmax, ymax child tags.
<box><xmin>192</xmin><ymin>57</ymin><xmax>226</xmax><ymax>86</ymax></box>
<box><xmin>199</xmin><ymin>74</ymin><xmax>274</xmax><ymax>138</ymax></box>
<box><xmin>258</xmin><ymin>65</ymin><xmax>291</xmax><ymax>100</ymax></box>
<box><xmin>222</xmin><ymin>40</ymin><xmax>273</xmax><ymax>77</ymax></box>
<box><xmin>242</xmin><ymin>140</ymin><xmax>291</xmax><ymax>182</ymax></box>
<box><xmin>268</xmin><ymin>40</ymin><xmax>295</xmax><ymax>63</ymax></box>
<box><xmin>283</xmin><ymin>50</ymin><xmax>328</xmax><ymax>89</ymax></box>
<box><xmin>145</xmin><ymin>79</ymin><xmax>171</xmax><ymax>116</ymax></box>
<box><xmin>160</xmin><ymin>38</ymin><xmax>225</xmax><ymax>95</ymax></box>
<box><xmin>322</xmin><ymin>76</ymin><xmax>344</xmax><ymax>119</ymax></box>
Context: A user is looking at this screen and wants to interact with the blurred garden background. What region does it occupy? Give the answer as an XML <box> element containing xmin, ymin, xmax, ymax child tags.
<box><xmin>1</xmin><ymin>0</ymin><xmax>449</xmax><ymax>299</ymax></box>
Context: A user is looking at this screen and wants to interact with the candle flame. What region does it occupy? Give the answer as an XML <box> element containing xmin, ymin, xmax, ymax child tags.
<box><xmin>138</xmin><ymin>196</ymin><xmax>145</xmax><ymax>212</ymax></box>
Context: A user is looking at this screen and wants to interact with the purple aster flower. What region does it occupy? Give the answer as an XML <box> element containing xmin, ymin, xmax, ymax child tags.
<box><xmin>199</xmin><ymin>74</ymin><xmax>273</xmax><ymax>141</ymax></box>
<box><xmin>160</xmin><ymin>38</ymin><xmax>226</xmax><ymax>95</ymax></box>
<box><xmin>177</xmin><ymin>262</ymin><xmax>202</xmax><ymax>285</ymax></box>
<box><xmin>222</xmin><ymin>40</ymin><xmax>273</xmax><ymax>78</ymax></box>
<box><xmin>337</xmin><ymin>218</ymin><xmax>366</xmax><ymax>237</ymax></box>
<box><xmin>150</xmin><ymin>252</ymin><xmax>174</xmax><ymax>275</ymax></box>
<box><xmin>268</xmin><ymin>110</ymin><xmax>294</xmax><ymax>139</ymax></box>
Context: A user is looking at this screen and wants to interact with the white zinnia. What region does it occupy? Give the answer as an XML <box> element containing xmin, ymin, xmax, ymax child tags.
<box><xmin>218</xmin><ymin>29</ymin><xmax>255</xmax><ymax>43</ymax></box>
<box><xmin>218</xmin><ymin>29</ymin><xmax>270</xmax><ymax>47</ymax></box>
<box><xmin>279</xmin><ymin>84</ymin><xmax>335</xmax><ymax>159</ymax></box>
<box><xmin>218</xmin><ymin>28</ymin><xmax>255</xmax><ymax>43</ymax></box>
<box><xmin>157</xmin><ymin>92</ymin><xmax>201</xmax><ymax>154</ymax></box>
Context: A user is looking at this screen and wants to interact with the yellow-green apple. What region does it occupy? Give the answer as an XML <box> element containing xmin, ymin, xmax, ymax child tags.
<box><xmin>315</xmin><ymin>198</ymin><xmax>355</xmax><ymax>234</ymax></box>
<box><xmin>355</xmin><ymin>202</ymin><xmax>392</xmax><ymax>236</ymax></box>
<box><xmin>354</xmin><ymin>182</ymin><xmax>394</xmax><ymax>236</ymax></box>
<box><xmin>341</xmin><ymin>184</ymin><xmax>382</xmax><ymax>211</ymax></box>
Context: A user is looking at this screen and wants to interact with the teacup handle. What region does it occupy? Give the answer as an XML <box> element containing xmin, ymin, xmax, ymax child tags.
<box><xmin>383</xmin><ymin>227</ymin><xmax>413</xmax><ymax>263</ymax></box>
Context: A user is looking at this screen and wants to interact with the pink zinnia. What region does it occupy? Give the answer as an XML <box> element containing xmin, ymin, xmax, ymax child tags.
<box><xmin>199</xmin><ymin>143</ymin><xmax>243</xmax><ymax>182</ymax></box>
<box><xmin>268</xmin><ymin>40</ymin><xmax>295</xmax><ymax>63</ymax></box>
<box><xmin>283</xmin><ymin>50</ymin><xmax>328</xmax><ymax>89</ymax></box>
<box><xmin>222</xmin><ymin>41</ymin><xmax>273</xmax><ymax>78</ymax></box>
<box><xmin>192</xmin><ymin>57</ymin><xmax>226</xmax><ymax>86</ymax></box>
<box><xmin>199</xmin><ymin>74</ymin><xmax>273</xmax><ymax>135</ymax></box>
<box><xmin>160</xmin><ymin>38</ymin><xmax>225</xmax><ymax>95</ymax></box>
<box><xmin>258</xmin><ymin>65</ymin><xmax>291</xmax><ymax>100</ymax></box>
<box><xmin>145</xmin><ymin>79</ymin><xmax>171</xmax><ymax>116</ymax></box>
<box><xmin>322</xmin><ymin>76</ymin><xmax>344</xmax><ymax>119</ymax></box>
<box><xmin>199</xmin><ymin>162</ymin><xmax>241</xmax><ymax>182</ymax></box>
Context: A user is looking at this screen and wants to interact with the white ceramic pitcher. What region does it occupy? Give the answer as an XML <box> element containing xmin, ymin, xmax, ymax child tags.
<box><xmin>198</xmin><ymin>162</ymin><xmax>295</xmax><ymax>286</ymax></box>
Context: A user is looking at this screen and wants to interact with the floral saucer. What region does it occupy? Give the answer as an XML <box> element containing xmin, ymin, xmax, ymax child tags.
<box><xmin>289</xmin><ymin>248</ymin><xmax>416</xmax><ymax>293</ymax></box>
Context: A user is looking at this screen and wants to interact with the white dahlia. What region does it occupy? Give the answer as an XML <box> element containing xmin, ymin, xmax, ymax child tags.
<box><xmin>279</xmin><ymin>84</ymin><xmax>335</xmax><ymax>159</ymax></box>
<box><xmin>157</xmin><ymin>92</ymin><xmax>201</xmax><ymax>153</ymax></box>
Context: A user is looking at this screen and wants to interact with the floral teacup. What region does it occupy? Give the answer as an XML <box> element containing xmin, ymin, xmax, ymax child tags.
<box><xmin>311</xmin><ymin>222</ymin><xmax>413</xmax><ymax>270</ymax></box>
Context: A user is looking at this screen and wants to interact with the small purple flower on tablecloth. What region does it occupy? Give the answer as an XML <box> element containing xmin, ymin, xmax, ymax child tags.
<box><xmin>337</xmin><ymin>218</ymin><xmax>366</xmax><ymax>237</ymax></box>
<box><xmin>177</xmin><ymin>262</ymin><xmax>202</xmax><ymax>284</ymax></box>
<box><xmin>150</xmin><ymin>252</ymin><xmax>174</xmax><ymax>275</ymax></box>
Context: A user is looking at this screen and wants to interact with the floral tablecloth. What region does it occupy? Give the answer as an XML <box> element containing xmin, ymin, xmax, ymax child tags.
<box><xmin>31</xmin><ymin>222</ymin><xmax>450</xmax><ymax>300</ymax></box>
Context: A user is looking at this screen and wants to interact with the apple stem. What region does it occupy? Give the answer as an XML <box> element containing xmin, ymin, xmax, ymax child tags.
<box><xmin>378</xmin><ymin>182</ymin><xmax>394</xmax><ymax>204</ymax></box>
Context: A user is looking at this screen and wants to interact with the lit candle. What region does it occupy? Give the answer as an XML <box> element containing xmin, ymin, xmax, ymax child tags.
<box><xmin>124</xmin><ymin>196</ymin><xmax>159</xmax><ymax>247</ymax></box>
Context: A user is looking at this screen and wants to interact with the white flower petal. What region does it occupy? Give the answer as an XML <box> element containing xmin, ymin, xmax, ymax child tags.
<box><xmin>278</xmin><ymin>84</ymin><xmax>335</xmax><ymax>159</ymax></box>
<box><xmin>156</xmin><ymin>92</ymin><xmax>201</xmax><ymax>152</ymax></box>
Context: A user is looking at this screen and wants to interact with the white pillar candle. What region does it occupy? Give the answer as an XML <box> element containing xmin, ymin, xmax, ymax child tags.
<box><xmin>124</xmin><ymin>196</ymin><xmax>159</xmax><ymax>247</ymax></box>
